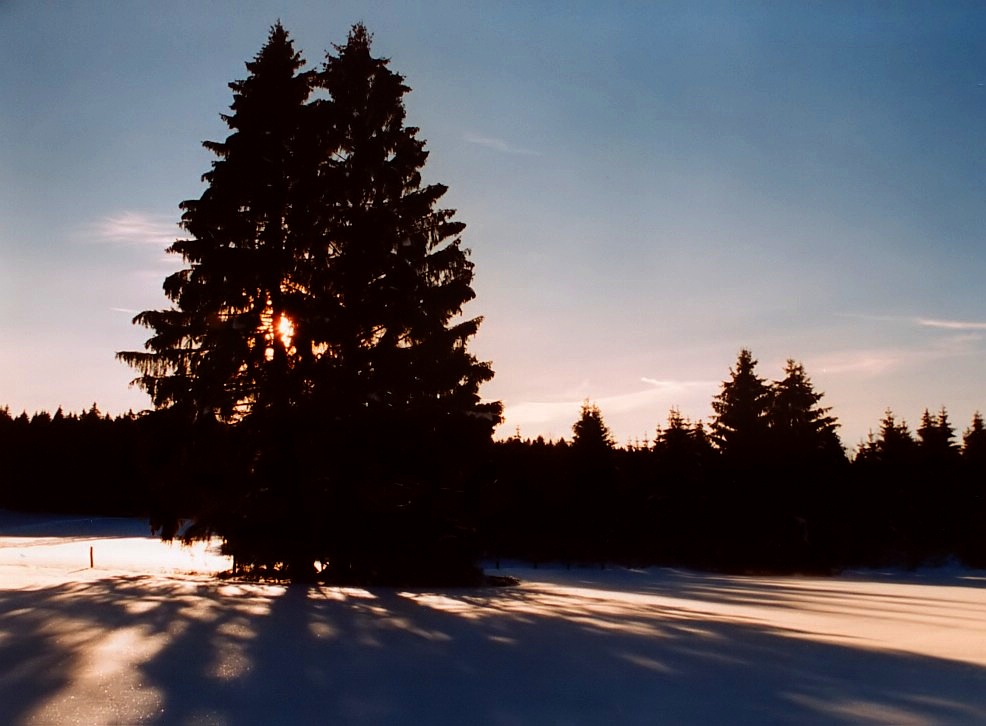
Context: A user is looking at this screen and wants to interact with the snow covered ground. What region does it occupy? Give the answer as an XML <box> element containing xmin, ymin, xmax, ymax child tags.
<box><xmin>2</xmin><ymin>512</ymin><xmax>985</xmax><ymax>725</ymax></box>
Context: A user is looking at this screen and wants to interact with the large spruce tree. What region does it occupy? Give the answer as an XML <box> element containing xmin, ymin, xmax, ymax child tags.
<box><xmin>119</xmin><ymin>23</ymin><xmax>500</xmax><ymax>583</ymax></box>
<box><xmin>119</xmin><ymin>23</ymin><xmax>311</xmax><ymax>420</ymax></box>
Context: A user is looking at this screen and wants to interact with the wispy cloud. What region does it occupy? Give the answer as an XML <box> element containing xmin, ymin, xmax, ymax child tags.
<box><xmin>916</xmin><ymin>318</ymin><xmax>986</xmax><ymax>331</ymax></box>
<box><xmin>839</xmin><ymin>312</ymin><xmax>986</xmax><ymax>332</ymax></box>
<box><xmin>814</xmin><ymin>350</ymin><xmax>904</xmax><ymax>376</ymax></box>
<box><xmin>815</xmin><ymin>332</ymin><xmax>985</xmax><ymax>377</ymax></box>
<box><xmin>89</xmin><ymin>211</ymin><xmax>178</xmax><ymax>248</ymax></box>
<box><xmin>640</xmin><ymin>377</ymin><xmax>715</xmax><ymax>391</ymax></box>
<box><xmin>464</xmin><ymin>132</ymin><xmax>541</xmax><ymax>156</ymax></box>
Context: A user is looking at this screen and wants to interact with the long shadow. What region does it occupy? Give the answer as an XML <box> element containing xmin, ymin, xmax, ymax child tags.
<box><xmin>1</xmin><ymin>572</ymin><xmax>985</xmax><ymax>724</ymax></box>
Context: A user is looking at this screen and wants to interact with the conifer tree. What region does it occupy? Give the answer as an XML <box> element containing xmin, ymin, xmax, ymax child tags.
<box><xmin>917</xmin><ymin>407</ymin><xmax>959</xmax><ymax>464</ymax></box>
<box><xmin>655</xmin><ymin>408</ymin><xmax>714</xmax><ymax>475</ymax></box>
<box><xmin>118</xmin><ymin>23</ymin><xmax>500</xmax><ymax>582</ymax></box>
<box><xmin>710</xmin><ymin>349</ymin><xmax>771</xmax><ymax>467</ymax></box>
<box><xmin>912</xmin><ymin>407</ymin><xmax>961</xmax><ymax>558</ymax></box>
<box><xmin>873</xmin><ymin>409</ymin><xmax>917</xmax><ymax>465</ymax></box>
<box><xmin>568</xmin><ymin>401</ymin><xmax>617</xmax><ymax>559</ymax></box>
<box><xmin>768</xmin><ymin>359</ymin><xmax>844</xmax><ymax>464</ymax></box>
<box><xmin>303</xmin><ymin>24</ymin><xmax>501</xmax><ymax>583</ymax></box>
<box><xmin>119</xmin><ymin>23</ymin><xmax>312</xmax><ymax>421</ymax></box>
<box><xmin>963</xmin><ymin>412</ymin><xmax>986</xmax><ymax>465</ymax></box>
<box><xmin>960</xmin><ymin>412</ymin><xmax>986</xmax><ymax>566</ymax></box>
<box><xmin>572</xmin><ymin>400</ymin><xmax>615</xmax><ymax>453</ymax></box>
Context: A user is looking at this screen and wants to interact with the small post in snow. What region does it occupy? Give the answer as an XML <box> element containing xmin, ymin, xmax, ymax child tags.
<box><xmin>89</xmin><ymin>546</ymin><xmax>94</xmax><ymax>569</ymax></box>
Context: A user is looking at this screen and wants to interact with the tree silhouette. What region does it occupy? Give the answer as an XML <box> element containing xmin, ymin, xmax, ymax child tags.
<box><xmin>963</xmin><ymin>411</ymin><xmax>986</xmax><ymax>465</ymax></box>
<box><xmin>118</xmin><ymin>23</ymin><xmax>500</xmax><ymax>583</ymax></box>
<box><xmin>854</xmin><ymin>410</ymin><xmax>924</xmax><ymax>564</ymax></box>
<box><xmin>655</xmin><ymin>409</ymin><xmax>713</xmax><ymax>473</ymax></box>
<box><xmin>917</xmin><ymin>407</ymin><xmax>959</xmax><ymax>464</ymax></box>
<box><xmin>649</xmin><ymin>409</ymin><xmax>715</xmax><ymax>564</ymax></box>
<box><xmin>870</xmin><ymin>409</ymin><xmax>918</xmax><ymax>466</ymax></box>
<box><xmin>768</xmin><ymin>360</ymin><xmax>844</xmax><ymax>464</ymax></box>
<box><xmin>913</xmin><ymin>407</ymin><xmax>961</xmax><ymax>559</ymax></box>
<box><xmin>710</xmin><ymin>349</ymin><xmax>771</xmax><ymax>469</ymax></box>
<box><xmin>765</xmin><ymin>360</ymin><xmax>847</xmax><ymax>569</ymax></box>
<box><xmin>119</xmin><ymin>24</ymin><xmax>312</xmax><ymax>421</ymax></box>
<box><xmin>572</xmin><ymin>400</ymin><xmax>615</xmax><ymax>453</ymax></box>
<box><xmin>960</xmin><ymin>412</ymin><xmax>986</xmax><ymax>566</ymax></box>
<box><xmin>568</xmin><ymin>401</ymin><xmax>617</xmax><ymax>560</ymax></box>
<box><xmin>707</xmin><ymin>350</ymin><xmax>776</xmax><ymax>567</ymax></box>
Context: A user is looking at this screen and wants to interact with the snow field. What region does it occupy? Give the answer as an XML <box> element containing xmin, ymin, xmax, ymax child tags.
<box><xmin>1</xmin><ymin>514</ymin><xmax>985</xmax><ymax>724</ymax></box>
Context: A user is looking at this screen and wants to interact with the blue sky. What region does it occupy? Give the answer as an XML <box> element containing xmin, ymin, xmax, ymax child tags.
<box><xmin>2</xmin><ymin>1</ymin><xmax>985</xmax><ymax>448</ymax></box>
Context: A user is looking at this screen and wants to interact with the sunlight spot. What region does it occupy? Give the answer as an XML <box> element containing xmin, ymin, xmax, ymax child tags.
<box><xmin>209</xmin><ymin>641</ymin><xmax>251</xmax><ymax>681</ymax></box>
<box><xmin>673</xmin><ymin>624</ymin><xmax>723</xmax><ymax>639</ymax></box>
<box><xmin>785</xmin><ymin>694</ymin><xmax>936</xmax><ymax>725</ymax></box>
<box><xmin>91</xmin><ymin>626</ymin><xmax>169</xmax><ymax>676</ymax></box>
<box><xmin>217</xmin><ymin>620</ymin><xmax>255</xmax><ymax>640</ymax></box>
<box><xmin>397</xmin><ymin>592</ymin><xmax>485</xmax><ymax>619</ymax></box>
<box><xmin>618</xmin><ymin>652</ymin><xmax>674</xmax><ymax>674</ymax></box>
<box><xmin>385</xmin><ymin>616</ymin><xmax>452</xmax><ymax>641</ymax></box>
<box><xmin>309</xmin><ymin>621</ymin><xmax>336</xmax><ymax>639</ymax></box>
<box><xmin>313</xmin><ymin>586</ymin><xmax>377</xmax><ymax>602</ymax></box>
<box><xmin>28</xmin><ymin>624</ymin><xmax>167</xmax><ymax>723</ymax></box>
<box><xmin>123</xmin><ymin>599</ymin><xmax>160</xmax><ymax>615</ymax></box>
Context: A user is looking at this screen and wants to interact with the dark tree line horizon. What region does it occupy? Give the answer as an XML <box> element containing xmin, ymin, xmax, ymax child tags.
<box><xmin>3</xmin><ymin>346</ymin><xmax>985</xmax><ymax>574</ymax></box>
<box><xmin>3</xmin><ymin>22</ymin><xmax>984</xmax><ymax>582</ymax></box>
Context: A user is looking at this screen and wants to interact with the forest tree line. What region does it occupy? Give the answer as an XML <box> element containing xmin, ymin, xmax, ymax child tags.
<box><xmin>3</xmin><ymin>348</ymin><xmax>984</xmax><ymax>574</ymax></box>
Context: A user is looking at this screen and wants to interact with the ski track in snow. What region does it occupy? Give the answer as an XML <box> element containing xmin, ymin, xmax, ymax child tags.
<box><xmin>1</xmin><ymin>512</ymin><xmax>985</xmax><ymax>725</ymax></box>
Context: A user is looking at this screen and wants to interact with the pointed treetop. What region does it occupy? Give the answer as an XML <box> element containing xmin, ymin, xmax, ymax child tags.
<box><xmin>572</xmin><ymin>400</ymin><xmax>614</xmax><ymax>452</ymax></box>
<box><xmin>330</xmin><ymin>22</ymin><xmax>374</xmax><ymax>57</ymax></box>
<box><xmin>349</xmin><ymin>22</ymin><xmax>372</xmax><ymax>48</ymax></box>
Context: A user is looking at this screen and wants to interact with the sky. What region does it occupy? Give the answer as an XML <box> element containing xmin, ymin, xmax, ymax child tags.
<box><xmin>2</xmin><ymin>1</ymin><xmax>985</xmax><ymax>449</ymax></box>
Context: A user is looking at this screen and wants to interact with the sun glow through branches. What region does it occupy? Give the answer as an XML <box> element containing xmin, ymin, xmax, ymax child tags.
<box><xmin>276</xmin><ymin>314</ymin><xmax>294</xmax><ymax>350</ymax></box>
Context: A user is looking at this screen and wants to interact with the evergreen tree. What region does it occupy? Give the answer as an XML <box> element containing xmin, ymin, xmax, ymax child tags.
<box><xmin>914</xmin><ymin>407</ymin><xmax>960</xmax><ymax>558</ymax></box>
<box><xmin>960</xmin><ymin>412</ymin><xmax>986</xmax><ymax>566</ymax></box>
<box><xmin>572</xmin><ymin>400</ymin><xmax>615</xmax><ymax>454</ymax></box>
<box><xmin>119</xmin><ymin>23</ymin><xmax>312</xmax><ymax>421</ymax></box>
<box><xmin>568</xmin><ymin>401</ymin><xmax>617</xmax><ymax>560</ymax></box>
<box><xmin>650</xmin><ymin>409</ymin><xmax>715</xmax><ymax>564</ymax></box>
<box><xmin>768</xmin><ymin>359</ymin><xmax>844</xmax><ymax>464</ymax></box>
<box><xmin>710</xmin><ymin>349</ymin><xmax>771</xmax><ymax>467</ymax></box>
<box><xmin>963</xmin><ymin>411</ymin><xmax>986</xmax><ymax>466</ymax></box>
<box><xmin>765</xmin><ymin>360</ymin><xmax>847</xmax><ymax>569</ymax></box>
<box><xmin>303</xmin><ymin>25</ymin><xmax>500</xmax><ymax>583</ymax></box>
<box><xmin>654</xmin><ymin>409</ymin><xmax>714</xmax><ymax>477</ymax></box>
<box><xmin>917</xmin><ymin>407</ymin><xmax>959</xmax><ymax>464</ymax></box>
<box><xmin>873</xmin><ymin>409</ymin><xmax>918</xmax><ymax>465</ymax></box>
<box><xmin>118</xmin><ymin>23</ymin><xmax>500</xmax><ymax>583</ymax></box>
<box><xmin>856</xmin><ymin>409</ymin><xmax>923</xmax><ymax>564</ymax></box>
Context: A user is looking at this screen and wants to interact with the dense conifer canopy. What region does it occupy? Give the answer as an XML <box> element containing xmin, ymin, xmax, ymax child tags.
<box><xmin>116</xmin><ymin>23</ymin><xmax>500</xmax><ymax>582</ymax></box>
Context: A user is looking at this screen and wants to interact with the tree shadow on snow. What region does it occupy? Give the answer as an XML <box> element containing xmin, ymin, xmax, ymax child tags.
<box><xmin>0</xmin><ymin>571</ymin><xmax>984</xmax><ymax>724</ymax></box>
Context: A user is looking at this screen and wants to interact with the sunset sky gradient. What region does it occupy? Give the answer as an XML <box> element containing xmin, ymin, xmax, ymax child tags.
<box><xmin>2</xmin><ymin>1</ymin><xmax>985</xmax><ymax>448</ymax></box>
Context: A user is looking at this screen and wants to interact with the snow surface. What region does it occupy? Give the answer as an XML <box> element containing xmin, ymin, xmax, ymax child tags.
<box><xmin>2</xmin><ymin>512</ymin><xmax>985</xmax><ymax>725</ymax></box>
